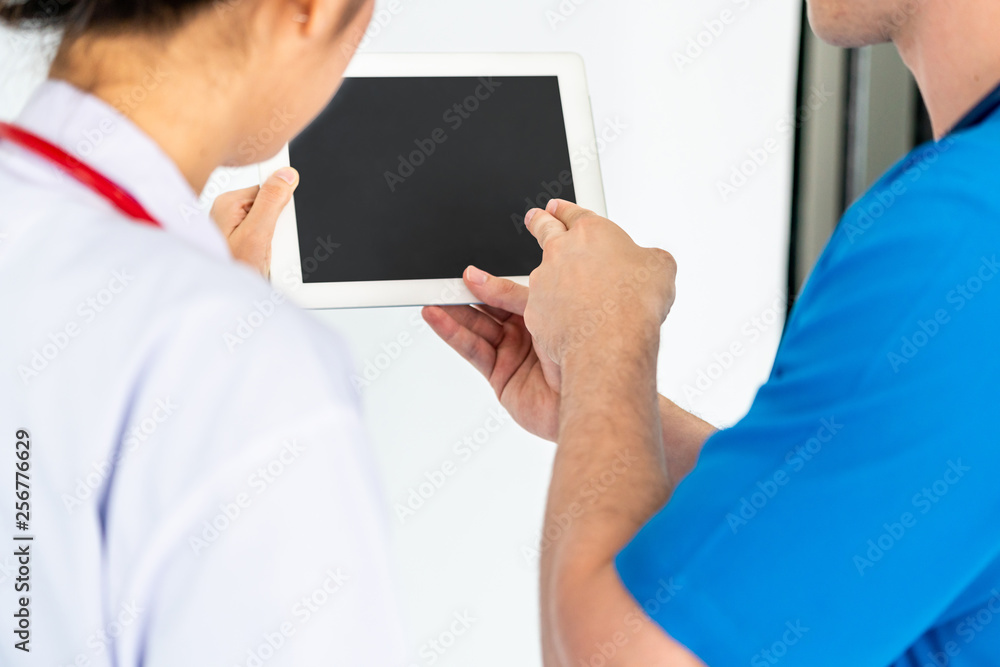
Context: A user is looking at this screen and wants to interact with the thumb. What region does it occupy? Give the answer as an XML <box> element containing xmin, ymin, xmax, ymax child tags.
<box><xmin>242</xmin><ymin>167</ymin><xmax>298</xmax><ymax>240</ymax></box>
<box><xmin>464</xmin><ymin>265</ymin><xmax>528</xmax><ymax>315</ymax></box>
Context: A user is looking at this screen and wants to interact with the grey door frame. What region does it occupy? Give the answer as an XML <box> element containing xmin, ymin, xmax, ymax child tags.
<box><xmin>787</xmin><ymin>5</ymin><xmax>925</xmax><ymax>310</ymax></box>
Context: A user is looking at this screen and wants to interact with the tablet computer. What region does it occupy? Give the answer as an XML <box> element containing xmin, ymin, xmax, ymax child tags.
<box><xmin>260</xmin><ymin>52</ymin><xmax>607</xmax><ymax>309</ymax></box>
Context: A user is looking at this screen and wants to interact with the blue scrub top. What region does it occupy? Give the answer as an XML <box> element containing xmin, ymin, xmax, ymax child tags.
<box><xmin>616</xmin><ymin>82</ymin><xmax>1000</xmax><ymax>666</ymax></box>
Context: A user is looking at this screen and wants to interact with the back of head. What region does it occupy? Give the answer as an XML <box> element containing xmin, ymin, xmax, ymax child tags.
<box><xmin>1</xmin><ymin>0</ymin><xmax>375</xmax><ymax>178</ymax></box>
<box><xmin>0</xmin><ymin>0</ymin><xmax>215</xmax><ymax>36</ymax></box>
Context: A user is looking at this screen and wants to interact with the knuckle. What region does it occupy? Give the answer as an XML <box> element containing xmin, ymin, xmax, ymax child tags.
<box><xmin>574</xmin><ymin>214</ymin><xmax>606</xmax><ymax>240</ymax></box>
<box><xmin>535</xmin><ymin>218</ymin><xmax>555</xmax><ymax>237</ymax></box>
<box><xmin>650</xmin><ymin>248</ymin><xmax>676</xmax><ymax>271</ymax></box>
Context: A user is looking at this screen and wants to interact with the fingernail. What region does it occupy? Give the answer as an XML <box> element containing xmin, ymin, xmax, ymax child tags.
<box><xmin>525</xmin><ymin>209</ymin><xmax>539</xmax><ymax>228</ymax></box>
<box><xmin>275</xmin><ymin>167</ymin><xmax>298</xmax><ymax>185</ymax></box>
<box><xmin>466</xmin><ymin>265</ymin><xmax>489</xmax><ymax>286</ymax></box>
<box><xmin>545</xmin><ymin>198</ymin><xmax>559</xmax><ymax>214</ymax></box>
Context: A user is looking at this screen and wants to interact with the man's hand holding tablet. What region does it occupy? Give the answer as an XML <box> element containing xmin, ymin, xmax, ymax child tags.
<box><xmin>422</xmin><ymin>198</ymin><xmax>687</xmax><ymax>450</ymax></box>
<box><xmin>421</xmin><ymin>264</ymin><xmax>562</xmax><ymax>441</ymax></box>
<box><xmin>425</xmin><ymin>198</ymin><xmax>710</xmax><ymax>666</ymax></box>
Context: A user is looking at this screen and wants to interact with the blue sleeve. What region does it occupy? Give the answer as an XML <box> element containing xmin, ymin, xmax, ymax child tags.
<box><xmin>616</xmin><ymin>137</ymin><xmax>1000</xmax><ymax>666</ymax></box>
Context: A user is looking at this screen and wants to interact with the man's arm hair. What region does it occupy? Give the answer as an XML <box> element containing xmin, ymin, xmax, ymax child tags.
<box><xmin>539</xmin><ymin>325</ymin><xmax>707</xmax><ymax>666</ymax></box>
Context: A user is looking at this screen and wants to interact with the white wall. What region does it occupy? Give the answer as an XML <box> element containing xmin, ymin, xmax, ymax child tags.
<box><xmin>1</xmin><ymin>1</ymin><xmax>802</xmax><ymax>664</ymax></box>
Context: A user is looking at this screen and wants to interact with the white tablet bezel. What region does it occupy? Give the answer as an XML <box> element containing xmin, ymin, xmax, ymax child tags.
<box><xmin>260</xmin><ymin>52</ymin><xmax>607</xmax><ymax>310</ymax></box>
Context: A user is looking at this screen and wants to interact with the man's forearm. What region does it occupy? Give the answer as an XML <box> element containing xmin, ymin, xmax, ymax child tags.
<box><xmin>540</xmin><ymin>324</ymin><xmax>676</xmax><ymax>665</ymax></box>
<box><xmin>538</xmin><ymin>369</ymin><xmax>716</xmax><ymax>576</ymax></box>
<box><xmin>658</xmin><ymin>395</ymin><xmax>716</xmax><ymax>492</ymax></box>
<box><xmin>538</xmin><ymin>337</ymin><xmax>713</xmax><ymax>666</ymax></box>
<box><xmin>550</xmin><ymin>327</ymin><xmax>668</xmax><ymax>558</ymax></box>
<box><xmin>518</xmin><ymin>201</ymin><xmax>704</xmax><ymax>665</ymax></box>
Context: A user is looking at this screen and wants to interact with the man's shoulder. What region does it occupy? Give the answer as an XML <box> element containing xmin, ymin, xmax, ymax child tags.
<box><xmin>835</xmin><ymin>122</ymin><xmax>1000</xmax><ymax>251</ymax></box>
<box><xmin>782</xmin><ymin>119</ymin><xmax>1000</xmax><ymax>386</ymax></box>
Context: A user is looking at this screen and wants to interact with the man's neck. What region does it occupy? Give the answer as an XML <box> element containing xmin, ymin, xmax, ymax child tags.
<box><xmin>894</xmin><ymin>0</ymin><xmax>1000</xmax><ymax>139</ymax></box>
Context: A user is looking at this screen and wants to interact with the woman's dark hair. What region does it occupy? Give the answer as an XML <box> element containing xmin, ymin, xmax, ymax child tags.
<box><xmin>0</xmin><ymin>0</ymin><xmax>217</xmax><ymax>34</ymax></box>
<box><xmin>0</xmin><ymin>0</ymin><xmax>367</xmax><ymax>35</ymax></box>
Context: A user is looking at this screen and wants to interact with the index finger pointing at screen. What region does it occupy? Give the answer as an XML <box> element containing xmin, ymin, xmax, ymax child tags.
<box><xmin>544</xmin><ymin>198</ymin><xmax>598</xmax><ymax>228</ymax></box>
<box><xmin>525</xmin><ymin>207</ymin><xmax>567</xmax><ymax>250</ymax></box>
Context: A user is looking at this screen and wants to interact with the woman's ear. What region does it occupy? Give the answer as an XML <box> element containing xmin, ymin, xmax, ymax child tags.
<box><xmin>286</xmin><ymin>0</ymin><xmax>370</xmax><ymax>39</ymax></box>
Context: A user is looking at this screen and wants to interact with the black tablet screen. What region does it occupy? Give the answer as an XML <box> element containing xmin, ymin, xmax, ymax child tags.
<box><xmin>289</xmin><ymin>76</ymin><xmax>576</xmax><ymax>284</ymax></box>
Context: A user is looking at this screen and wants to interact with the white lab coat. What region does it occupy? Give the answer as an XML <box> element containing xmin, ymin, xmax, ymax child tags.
<box><xmin>0</xmin><ymin>80</ymin><xmax>406</xmax><ymax>667</ymax></box>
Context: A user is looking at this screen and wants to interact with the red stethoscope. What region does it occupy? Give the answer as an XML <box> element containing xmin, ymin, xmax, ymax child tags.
<box><xmin>0</xmin><ymin>122</ymin><xmax>162</xmax><ymax>229</ymax></box>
